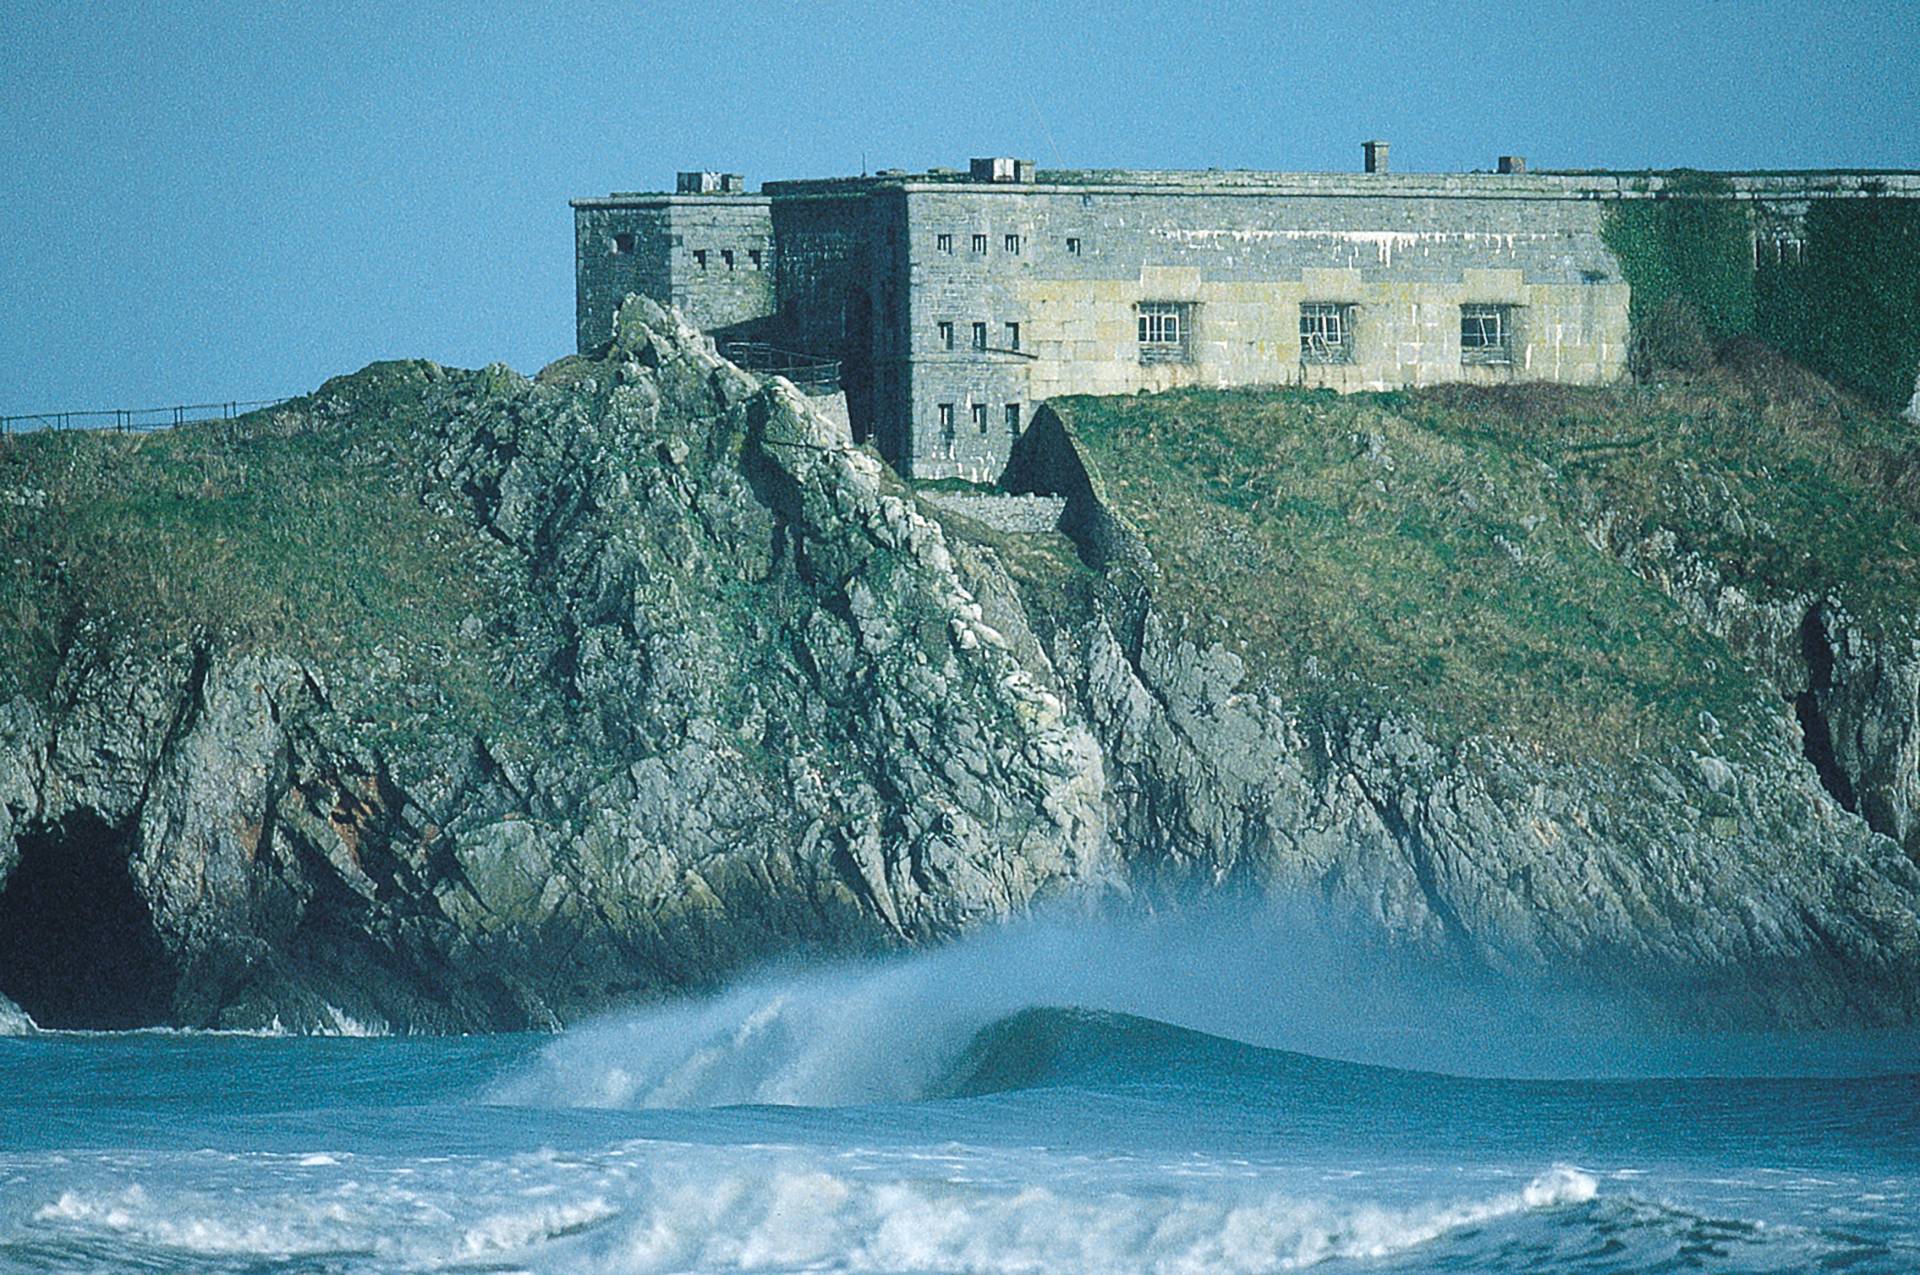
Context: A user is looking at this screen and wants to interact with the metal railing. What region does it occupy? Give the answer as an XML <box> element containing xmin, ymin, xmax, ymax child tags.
<box><xmin>718</xmin><ymin>342</ymin><xmax>842</xmax><ymax>394</ymax></box>
<box><xmin>0</xmin><ymin>398</ymin><xmax>295</xmax><ymax>438</ymax></box>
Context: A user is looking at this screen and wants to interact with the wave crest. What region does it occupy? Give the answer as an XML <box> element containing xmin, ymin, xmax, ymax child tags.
<box><xmin>491</xmin><ymin>918</ymin><xmax>1426</xmax><ymax>1111</ymax></box>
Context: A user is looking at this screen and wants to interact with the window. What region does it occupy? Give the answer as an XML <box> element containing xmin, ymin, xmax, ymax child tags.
<box><xmin>972</xmin><ymin>233</ymin><xmax>988</xmax><ymax>254</ymax></box>
<box><xmin>938</xmin><ymin>404</ymin><xmax>956</xmax><ymax>456</ymax></box>
<box><xmin>1460</xmin><ymin>304</ymin><xmax>1514</xmax><ymax>364</ymax></box>
<box><xmin>972</xmin><ymin>403</ymin><xmax>989</xmax><ymax>433</ymax></box>
<box><xmin>937</xmin><ymin>232</ymin><xmax>954</xmax><ymax>253</ymax></box>
<box><xmin>1004</xmin><ymin>321</ymin><xmax>1020</xmax><ymax>351</ymax></box>
<box><xmin>1004</xmin><ymin>233</ymin><xmax>1022</xmax><ymax>254</ymax></box>
<box><xmin>937</xmin><ymin>321</ymin><xmax>954</xmax><ymax>350</ymax></box>
<box><xmin>721</xmin><ymin>249</ymin><xmax>735</xmax><ymax>270</ymax></box>
<box><xmin>693</xmin><ymin>249</ymin><xmax>708</xmax><ymax>270</ymax></box>
<box><xmin>972</xmin><ymin>321</ymin><xmax>988</xmax><ymax>351</ymax></box>
<box><xmin>748</xmin><ymin>248</ymin><xmax>763</xmax><ymax>268</ymax></box>
<box><xmin>1299</xmin><ymin>302</ymin><xmax>1356</xmax><ymax>365</ymax></box>
<box><xmin>611</xmin><ymin>232</ymin><xmax>635</xmax><ymax>255</ymax></box>
<box><xmin>1137</xmin><ymin>301</ymin><xmax>1192</xmax><ymax>363</ymax></box>
<box><xmin>1006</xmin><ymin>403</ymin><xmax>1022</xmax><ymax>436</ymax></box>
<box><xmin>1066</xmin><ymin>237</ymin><xmax>1082</xmax><ymax>255</ymax></box>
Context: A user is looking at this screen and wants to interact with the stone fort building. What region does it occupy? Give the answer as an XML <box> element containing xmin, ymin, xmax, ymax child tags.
<box><xmin>573</xmin><ymin>150</ymin><xmax>1918</xmax><ymax>480</ymax></box>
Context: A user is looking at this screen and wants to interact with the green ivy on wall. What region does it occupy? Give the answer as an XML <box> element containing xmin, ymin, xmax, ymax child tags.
<box><xmin>1601</xmin><ymin>172</ymin><xmax>1756</xmax><ymax>367</ymax></box>
<box><xmin>1759</xmin><ymin>197</ymin><xmax>1920</xmax><ymax>415</ymax></box>
<box><xmin>1604</xmin><ymin>176</ymin><xmax>1920</xmax><ymax>415</ymax></box>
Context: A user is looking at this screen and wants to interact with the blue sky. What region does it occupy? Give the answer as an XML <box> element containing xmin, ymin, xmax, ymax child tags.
<box><xmin>3</xmin><ymin>1</ymin><xmax>1916</xmax><ymax>413</ymax></box>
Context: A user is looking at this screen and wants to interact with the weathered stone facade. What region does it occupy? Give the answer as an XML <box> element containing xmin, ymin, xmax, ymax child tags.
<box><xmin>572</xmin><ymin>193</ymin><xmax>774</xmax><ymax>350</ymax></box>
<box><xmin>574</xmin><ymin>162</ymin><xmax>1920</xmax><ymax>480</ymax></box>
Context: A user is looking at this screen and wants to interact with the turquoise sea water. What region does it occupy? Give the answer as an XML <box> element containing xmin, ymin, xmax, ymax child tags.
<box><xmin>4</xmin><ymin>922</ymin><xmax>1918</xmax><ymax>1273</ymax></box>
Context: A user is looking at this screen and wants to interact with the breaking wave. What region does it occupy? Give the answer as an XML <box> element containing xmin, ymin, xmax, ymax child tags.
<box><xmin>492</xmin><ymin>910</ymin><xmax>1920</xmax><ymax>1115</ymax></box>
<box><xmin>15</xmin><ymin>1144</ymin><xmax>1603</xmax><ymax>1274</ymax></box>
<box><xmin>536</xmin><ymin>1157</ymin><xmax>1601</xmax><ymax>1274</ymax></box>
<box><xmin>0</xmin><ymin>995</ymin><xmax>34</xmax><ymax>1036</ymax></box>
<box><xmin>490</xmin><ymin>911</ymin><xmax>1545</xmax><ymax>1110</ymax></box>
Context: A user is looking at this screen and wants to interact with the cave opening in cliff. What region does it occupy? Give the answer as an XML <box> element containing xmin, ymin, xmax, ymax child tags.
<box><xmin>1794</xmin><ymin>607</ymin><xmax>1858</xmax><ymax>813</ymax></box>
<box><xmin>1795</xmin><ymin>692</ymin><xmax>1859</xmax><ymax>814</ymax></box>
<box><xmin>0</xmin><ymin>814</ymin><xmax>178</xmax><ymax>1029</ymax></box>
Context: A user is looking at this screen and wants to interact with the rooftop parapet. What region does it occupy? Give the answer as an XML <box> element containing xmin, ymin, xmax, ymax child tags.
<box><xmin>600</xmin><ymin>166</ymin><xmax>1920</xmax><ymax>204</ymax></box>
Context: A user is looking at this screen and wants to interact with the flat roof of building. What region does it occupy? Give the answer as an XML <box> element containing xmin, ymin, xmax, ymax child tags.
<box><xmin>575</xmin><ymin>168</ymin><xmax>1920</xmax><ymax>206</ymax></box>
<box><xmin>570</xmin><ymin>193</ymin><xmax>772</xmax><ymax>209</ymax></box>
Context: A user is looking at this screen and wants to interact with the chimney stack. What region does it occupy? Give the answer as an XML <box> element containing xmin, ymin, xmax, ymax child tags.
<box><xmin>1362</xmin><ymin>140</ymin><xmax>1390</xmax><ymax>174</ymax></box>
<box><xmin>1497</xmin><ymin>155</ymin><xmax>1527</xmax><ymax>174</ymax></box>
<box><xmin>676</xmin><ymin>171</ymin><xmax>745</xmax><ymax>194</ymax></box>
<box><xmin>969</xmin><ymin>157</ymin><xmax>1035</xmax><ymax>183</ymax></box>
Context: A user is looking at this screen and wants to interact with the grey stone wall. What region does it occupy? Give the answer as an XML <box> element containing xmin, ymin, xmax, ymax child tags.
<box><xmin>576</xmin><ymin>168</ymin><xmax>1920</xmax><ymax>477</ymax></box>
<box><xmin>572</xmin><ymin>197</ymin><xmax>773</xmax><ymax>352</ymax></box>
<box><xmin>663</xmin><ymin>201</ymin><xmax>775</xmax><ymax>334</ymax></box>
<box><xmin>769</xmin><ymin>193</ymin><xmax>873</xmax><ymax>356</ymax></box>
<box><xmin>918</xmin><ymin>492</ymin><xmax>1066</xmax><ymax>535</ymax></box>
<box><xmin>901</xmin><ymin>191</ymin><xmax>1040</xmax><ymax>479</ymax></box>
<box><xmin>893</xmin><ymin>185</ymin><xmax>1628</xmax><ymax>479</ymax></box>
<box><xmin>768</xmin><ymin>191</ymin><xmax>909</xmax><ymax>458</ymax></box>
<box><xmin>574</xmin><ymin>206</ymin><xmax>670</xmax><ymax>352</ymax></box>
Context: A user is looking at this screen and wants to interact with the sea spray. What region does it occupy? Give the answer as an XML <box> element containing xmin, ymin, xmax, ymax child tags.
<box><xmin>0</xmin><ymin>995</ymin><xmax>33</xmax><ymax>1036</ymax></box>
<box><xmin>488</xmin><ymin>909</ymin><xmax>1465</xmax><ymax>1109</ymax></box>
<box><xmin>492</xmin><ymin>906</ymin><xmax>1920</xmax><ymax>1110</ymax></box>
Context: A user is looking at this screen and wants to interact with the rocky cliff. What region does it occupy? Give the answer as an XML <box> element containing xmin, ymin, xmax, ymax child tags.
<box><xmin>1</xmin><ymin>300</ymin><xmax>1916</xmax><ymax>1032</ymax></box>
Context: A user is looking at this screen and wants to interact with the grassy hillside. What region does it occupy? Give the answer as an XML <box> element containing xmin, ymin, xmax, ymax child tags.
<box><xmin>1050</xmin><ymin>347</ymin><xmax>1920</xmax><ymax>762</ymax></box>
<box><xmin>0</xmin><ymin>363</ymin><xmax>513</xmax><ymax>738</ymax></box>
<box><xmin>6</xmin><ymin>341</ymin><xmax>1917</xmax><ymax>777</ymax></box>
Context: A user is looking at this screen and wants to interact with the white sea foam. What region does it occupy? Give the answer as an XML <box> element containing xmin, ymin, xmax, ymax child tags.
<box><xmin>319</xmin><ymin>1003</ymin><xmax>391</xmax><ymax>1037</ymax></box>
<box><xmin>0</xmin><ymin>994</ymin><xmax>35</xmax><ymax>1035</ymax></box>
<box><xmin>561</xmin><ymin>1159</ymin><xmax>1598</xmax><ymax>1274</ymax></box>
<box><xmin>24</xmin><ymin>1141</ymin><xmax>1598</xmax><ymax>1274</ymax></box>
<box><xmin>29</xmin><ymin>1149</ymin><xmax>621</xmax><ymax>1266</ymax></box>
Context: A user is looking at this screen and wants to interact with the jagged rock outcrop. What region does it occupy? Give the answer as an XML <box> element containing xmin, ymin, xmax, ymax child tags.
<box><xmin>1591</xmin><ymin>510</ymin><xmax>1920</xmax><ymax>868</ymax></box>
<box><xmin>997</xmin><ymin>404</ymin><xmax>1920</xmax><ymax>1028</ymax></box>
<box><xmin>1044</xmin><ymin>597</ymin><xmax>1918</xmax><ymax>1026</ymax></box>
<box><xmin>1</xmin><ymin>298</ymin><xmax>1916</xmax><ymax>1031</ymax></box>
<box><xmin>0</xmin><ymin>300</ymin><xmax>1107</xmax><ymax>1031</ymax></box>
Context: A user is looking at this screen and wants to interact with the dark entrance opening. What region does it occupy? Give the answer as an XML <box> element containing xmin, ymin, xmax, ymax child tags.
<box><xmin>0</xmin><ymin>814</ymin><xmax>178</xmax><ymax>1029</ymax></box>
<box><xmin>841</xmin><ymin>283</ymin><xmax>875</xmax><ymax>447</ymax></box>
<box><xmin>1794</xmin><ymin>606</ymin><xmax>1858</xmax><ymax>813</ymax></box>
<box><xmin>1794</xmin><ymin>693</ymin><xmax>1858</xmax><ymax>813</ymax></box>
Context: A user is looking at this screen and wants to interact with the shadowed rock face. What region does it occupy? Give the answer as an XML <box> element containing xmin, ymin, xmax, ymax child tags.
<box><xmin>0</xmin><ymin>813</ymin><xmax>175</xmax><ymax>1029</ymax></box>
<box><xmin>0</xmin><ymin>296</ymin><xmax>1916</xmax><ymax>1033</ymax></box>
